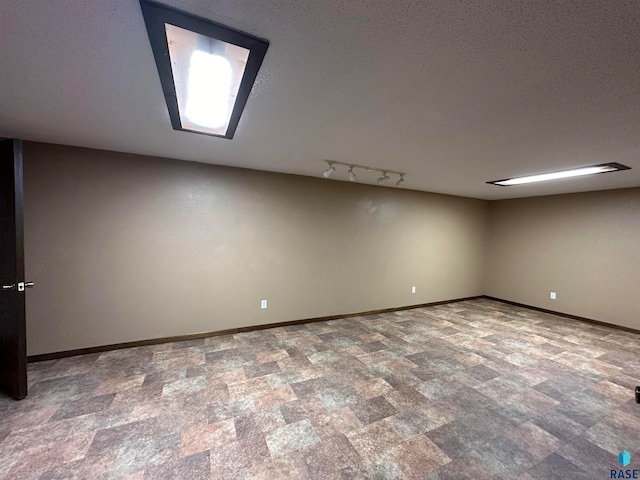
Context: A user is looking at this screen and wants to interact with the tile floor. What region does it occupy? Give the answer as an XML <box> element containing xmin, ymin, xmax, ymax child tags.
<box><xmin>0</xmin><ymin>298</ymin><xmax>638</xmax><ymax>479</ymax></box>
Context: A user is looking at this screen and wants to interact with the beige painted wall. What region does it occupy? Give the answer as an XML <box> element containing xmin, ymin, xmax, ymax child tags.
<box><xmin>485</xmin><ymin>188</ymin><xmax>640</xmax><ymax>330</ymax></box>
<box><xmin>23</xmin><ymin>142</ymin><xmax>488</xmax><ymax>355</ymax></box>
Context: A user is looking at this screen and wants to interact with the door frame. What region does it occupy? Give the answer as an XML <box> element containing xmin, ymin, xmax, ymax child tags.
<box><xmin>0</xmin><ymin>138</ymin><xmax>27</xmax><ymax>400</ymax></box>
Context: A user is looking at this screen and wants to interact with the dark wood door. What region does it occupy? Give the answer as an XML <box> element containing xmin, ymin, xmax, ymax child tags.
<box><xmin>0</xmin><ymin>139</ymin><xmax>27</xmax><ymax>400</ymax></box>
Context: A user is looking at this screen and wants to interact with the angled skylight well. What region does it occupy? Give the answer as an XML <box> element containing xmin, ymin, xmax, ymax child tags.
<box><xmin>139</xmin><ymin>0</ymin><xmax>269</xmax><ymax>139</ymax></box>
<box><xmin>487</xmin><ymin>162</ymin><xmax>631</xmax><ymax>186</ymax></box>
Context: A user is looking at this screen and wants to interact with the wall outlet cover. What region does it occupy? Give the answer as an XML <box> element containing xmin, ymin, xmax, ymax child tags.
<box><xmin>261</xmin><ymin>299</ymin><xmax>267</xmax><ymax>309</ymax></box>
<box><xmin>550</xmin><ymin>292</ymin><xmax>556</xmax><ymax>300</ymax></box>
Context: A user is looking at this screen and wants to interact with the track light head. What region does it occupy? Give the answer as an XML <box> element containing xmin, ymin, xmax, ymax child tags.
<box><xmin>322</xmin><ymin>162</ymin><xmax>335</xmax><ymax>178</ymax></box>
<box><xmin>321</xmin><ymin>161</ymin><xmax>406</xmax><ymax>187</ymax></box>
<box><xmin>377</xmin><ymin>171</ymin><xmax>390</xmax><ymax>185</ymax></box>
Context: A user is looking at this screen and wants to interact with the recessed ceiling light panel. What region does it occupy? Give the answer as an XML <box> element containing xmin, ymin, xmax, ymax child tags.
<box><xmin>487</xmin><ymin>162</ymin><xmax>630</xmax><ymax>186</ymax></box>
<box><xmin>139</xmin><ymin>0</ymin><xmax>269</xmax><ymax>139</ymax></box>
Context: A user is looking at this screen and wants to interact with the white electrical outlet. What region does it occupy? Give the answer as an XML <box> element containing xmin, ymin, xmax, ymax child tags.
<box><xmin>411</xmin><ymin>286</ymin><xmax>416</xmax><ymax>294</ymax></box>
<box><xmin>261</xmin><ymin>299</ymin><xmax>268</xmax><ymax>309</ymax></box>
<box><xmin>550</xmin><ymin>292</ymin><xmax>556</xmax><ymax>300</ymax></box>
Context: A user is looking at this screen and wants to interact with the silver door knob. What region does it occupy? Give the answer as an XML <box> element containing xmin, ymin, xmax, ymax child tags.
<box><xmin>2</xmin><ymin>284</ymin><xmax>16</xmax><ymax>291</ymax></box>
<box><xmin>25</xmin><ymin>282</ymin><xmax>34</xmax><ymax>288</ymax></box>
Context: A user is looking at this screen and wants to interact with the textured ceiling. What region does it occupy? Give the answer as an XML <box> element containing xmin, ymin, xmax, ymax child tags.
<box><xmin>0</xmin><ymin>0</ymin><xmax>639</xmax><ymax>200</ymax></box>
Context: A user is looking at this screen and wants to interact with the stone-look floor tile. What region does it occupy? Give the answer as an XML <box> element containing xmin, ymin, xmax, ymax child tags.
<box><xmin>384</xmin><ymin>408</ymin><xmax>437</xmax><ymax>440</ymax></box>
<box><xmin>471</xmin><ymin>435</ymin><xmax>537</xmax><ymax>480</ymax></box>
<box><xmin>301</xmin><ymin>434</ymin><xmax>362</xmax><ymax>476</ymax></box>
<box><xmin>28</xmin><ymin>373</ymin><xmax>102</xmax><ymax>401</ymax></box>
<box><xmin>288</xmin><ymin>377</ymin><xmax>330</xmax><ymax>399</ymax></box>
<box><xmin>110</xmin><ymin>383</ymin><xmax>164</xmax><ymax>409</ymax></box>
<box><xmin>312</xmin><ymin>406</ymin><xmax>363</xmax><ymax>438</ymax></box>
<box><xmin>50</xmin><ymin>393</ymin><xmax>115</xmax><ymax>421</ymax></box>
<box><xmin>277</xmin><ymin>355</ymin><xmax>314</xmax><ymax>372</ymax></box>
<box><xmin>38</xmin><ymin>451</ymin><xmax>118</xmax><ymax>480</ymax></box>
<box><xmin>349</xmin><ymin>395</ymin><xmax>397</xmax><ymax>425</ymax></box>
<box><xmin>119</xmin><ymin>471</ymin><xmax>146</xmax><ymax>480</ymax></box>
<box><xmin>389</xmin><ymin>434</ymin><xmax>450</xmax><ymax>479</ymax></box>
<box><xmin>253</xmin><ymin>384</ymin><xmax>297</xmax><ymax>410</ymax></box>
<box><xmin>359</xmin><ymin>332</ymin><xmax>387</xmax><ymax>343</ymax></box>
<box><xmin>505</xmin><ymin>352</ymin><xmax>538</xmax><ymax>367</ymax></box>
<box><xmin>109</xmin><ymin>433</ymin><xmax>180</xmax><ymax>476</ymax></box>
<box><xmin>426</xmin><ymin>454</ymin><xmax>501</xmax><ymax>480</ymax></box>
<box><xmin>467</xmin><ymin>364</ymin><xmax>501</xmax><ymax>382</ymax></box>
<box><xmin>207</xmin><ymin>397</ymin><xmax>254</xmax><ymax>423</ymax></box>
<box><xmin>454</xmin><ymin>352</ymin><xmax>487</xmax><ymax>367</ymax></box>
<box><xmin>525</xmin><ymin>453</ymin><xmax>591</xmax><ymax>480</ymax></box>
<box><xmin>427</xmin><ymin>410</ymin><xmax>513</xmax><ymax>459</ymax></box>
<box><xmin>555</xmin><ymin>390</ymin><xmax>617</xmax><ymax>427</ymax></box>
<box><xmin>421</xmin><ymin>401</ymin><xmax>468</xmax><ymax>430</ymax></box>
<box><xmin>143</xmin><ymin>450</ymin><xmax>210</xmax><ymax>480</ymax></box>
<box><xmin>7</xmin><ymin>432</ymin><xmax>95</xmax><ymax>478</ymax></box>
<box><xmin>246</xmin><ymin>451</ymin><xmax>311</xmax><ymax>480</ymax></box>
<box><xmin>531</xmin><ymin>411</ymin><xmax>587</xmax><ymax>443</ymax></box>
<box><xmin>557</xmin><ymin>436</ymin><xmax>614</xmax><ymax>478</ymax></box>
<box><xmin>187</xmin><ymin>382</ymin><xmax>230</xmax><ymax>407</ymax></box>
<box><xmin>3</xmin><ymin>460</ymin><xmax>32</xmax><ymax>479</ymax></box>
<box><xmin>383</xmin><ymin>372</ymin><xmax>422</xmax><ymax>390</ymax></box>
<box><xmin>482</xmin><ymin>359</ymin><xmax>521</xmax><ymax>376</ymax></box>
<box><xmin>583</xmin><ymin>416</ymin><xmax>640</xmax><ymax>455</ymax></box>
<box><xmin>606</xmin><ymin>407</ymin><xmax>640</xmax><ymax>432</ymax></box>
<box><xmin>340</xmin><ymin>458</ymin><xmax>405</xmax><ymax>480</ymax></box>
<box><xmin>206</xmin><ymin>366</ymin><xmax>245</xmax><ymax>385</ymax></box>
<box><xmin>265</xmin><ymin>419</ymin><xmax>320</xmax><ymax>457</ymax></box>
<box><xmin>125</xmin><ymin>398</ymin><xmax>191</xmax><ymax>429</ymax></box>
<box><xmin>87</xmin><ymin>416</ymin><xmax>175</xmax><ymax>456</ymax></box>
<box><xmin>245</xmin><ymin>361</ymin><xmax>281</xmax><ymax>379</ymax></box>
<box><xmin>180</xmin><ymin>418</ymin><xmax>236</xmax><ymax>457</ymax></box>
<box><xmin>532</xmin><ymin>374</ymin><xmax>592</xmax><ymax>402</ymax></box>
<box><xmin>517</xmin><ymin>474</ymin><xmax>537</xmax><ymax>480</ymax></box>
<box><xmin>383</xmin><ymin>386</ymin><xmax>429</xmax><ymax>411</ymax></box>
<box><xmin>256</xmin><ymin>349</ymin><xmax>290</xmax><ymax>364</ymax></box>
<box><xmin>163</xmin><ymin>374</ymin><xmax>207</xmax><ymax>395</ymax></box>
<box><xmin>509</xmin><ymin>388</ymin><xmax>559</xmax><ymax>415</ymax></box>
<box><xmin>234</xmin><ymin>407</ymin><xmax>286</xmax><ymax>441</ymax></box>
<box><xmin>94</xmin><ymin>375</ymin><xmax>146</xmax><ymax>396</ymax></box>
<box><xmin>2</xmin><ymin>299</ymin><xmax>639</xmax><ymax>479</ymax></box>
<box><xmin>515</xmin><ymin>366</ymin><xmax>554</xmax><ymax>387</ymax></box>
<box><xmin>353</xmin><ymin>378</ymin><xmax>395</xmax><ymax>399</ymax></box>
<box><xmin>475</xmin><ymin>376</ymin><xmax>528</xmax><ymax>401</ymax></box>
<box><xmin>317</xmin><ymin>386</ymin><xmax>360</xmax><ymax>411</ymax></box>
<box><xmin>280</xmin><ymin>396</ymin><xmax>326</xmax><ymax>424</ymax></box>
<box><xmin>415</xmin><ymin>377</ymin><xmax>461</xmax><ymax>401</ymax></box>
<box><xmin>451</xmin><ymin>387</ymin><xmax>498</xmax><ymax>412</ymax></box>
<box><xmin>209</xmin><ymin>435</ymin><xmax>271</xmax><ymax>478</ymax></box>
<box><xmin>345</xmin><ymin>421</ymin><xmax>404</xmax><ymax>462</ymax></box>
<box><xmin>505</xmin><ymin>421</ymin><xmax>562</xmax><ymax>461</ymax></box>
<box><xmin>0</xmin><ymin>404</ymin><xmax>60</xmax><ymax>432</ymax></box>
<box><xmin>591</xmin><ymin>379</ymin><xmax>634</xmax><ymax>403</ymax></box>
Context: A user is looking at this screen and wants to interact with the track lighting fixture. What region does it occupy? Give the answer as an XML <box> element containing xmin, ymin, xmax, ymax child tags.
<box><xmin>322</xmin><ymin>162</ymin><xmax>335</xmax><ymax>178</ymax></box>
<box><xmin>377</xmin><ymin>171</ymin><xmax>390</xmax><ymax>185</ymax></box>
<box><xmin>320</xmin><ymin>160</ymin><xmax>406</xmax><ymax>188</ymax></box>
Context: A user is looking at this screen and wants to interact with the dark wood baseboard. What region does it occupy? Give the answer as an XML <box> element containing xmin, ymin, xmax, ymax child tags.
<box><xmin>483</xmin><ymin>296</ymin><xmax>640</xmax><ymax>336</ymax></box>
<box><xmin>28</xmin><ymin>295</ymin><xmax>484</xmax><ymax>363</ymax></box>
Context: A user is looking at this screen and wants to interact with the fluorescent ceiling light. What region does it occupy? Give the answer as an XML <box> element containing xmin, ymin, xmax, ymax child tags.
<box><xmin>139</xmin><ymin>1</ymin><xmax>269</xmax><ymax>139</ymax></box>
<box><xmin>487</xmin><ymin>163</ymin><xmax>630</xmax><ymax>186</ymax></box>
